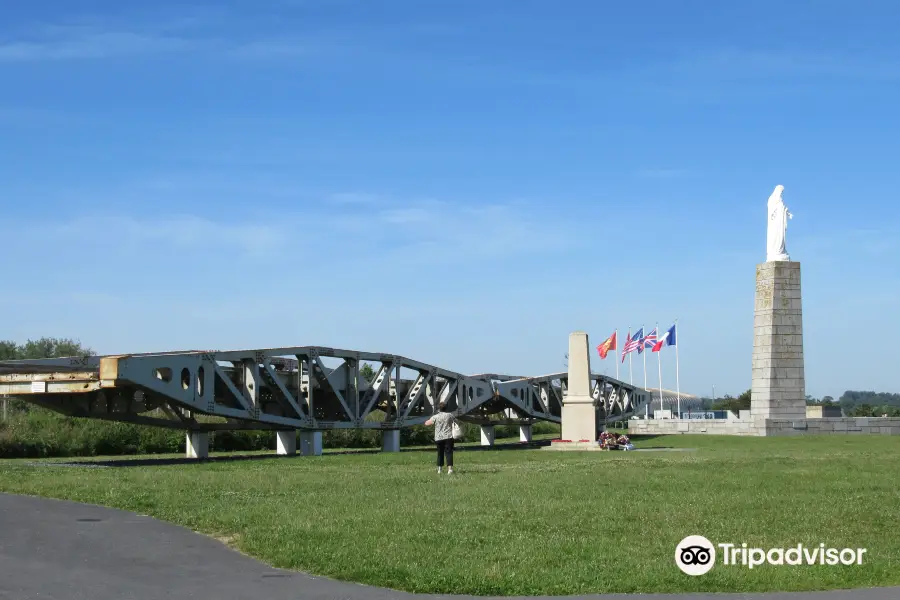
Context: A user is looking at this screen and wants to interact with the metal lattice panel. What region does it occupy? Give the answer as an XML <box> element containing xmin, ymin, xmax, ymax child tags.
<box><xmin>0</xmin><ymin>347</ymin><xmax>652</xmax><ymax>432</ymax></box>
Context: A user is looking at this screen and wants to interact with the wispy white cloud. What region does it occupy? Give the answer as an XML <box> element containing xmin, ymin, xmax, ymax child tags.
<box><xmin>226</xmin><ymin>38</ymin><xmax>348</xmax><ymax>60</ymax></box>
<box><xmin>362</xmin><ymin>198</ymin><xmax>581</xmax><ymax>264</ymax></box>
<box><xmin>0</xmin><ymin>22</ymin><xmax>345</xmax><ymax>63</ymax></box>
<box><xmin>670</xmin><ymin>48</ymin><xmax>900</xmax><ymax>80</ymax></box>
<box><xmin>379</xmin><ymin>203</ymin><xmax>439</xmax><ymax>225</ymax></box>
<box><xmin>326</xmin><ymin>192</ymin><xmax>382</xmax><ymax>206</ymax></box>
<box><xmin>0</xmin><ymin>30</ymin><xmax>192</xmax><ymax>61</ymax></box>
<box><xmin>2</xmin><ymin>193</ymin><xmax>581</xmax><ymax>269</ymax></box>
<box><xmin>26</xmin><ymin>214</ymin><xmax>290</xmax><ymax>258</ymax></box>
<box><xmin>629</xmin><ymin>47</ymin><xmax>900</xmax><ymax>103</ymax></box>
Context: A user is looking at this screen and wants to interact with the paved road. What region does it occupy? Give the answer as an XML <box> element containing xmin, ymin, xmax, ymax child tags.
<box><xmin>0</xmin><ymin>493</ymin><xmax>896</xmax><ymax>600</ymax></box>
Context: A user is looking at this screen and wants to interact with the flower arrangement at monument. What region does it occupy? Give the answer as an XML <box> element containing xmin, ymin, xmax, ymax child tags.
<box><xmin>597</xmin><ymin>431</ymin><xmax>633</xmax><ymax>450</ymax></box>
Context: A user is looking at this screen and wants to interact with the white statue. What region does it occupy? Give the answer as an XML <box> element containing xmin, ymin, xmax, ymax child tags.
<box><xmin>766</xmin><ymin>184</ymin><xmax>792</xmax><ymax>262</ymax></box>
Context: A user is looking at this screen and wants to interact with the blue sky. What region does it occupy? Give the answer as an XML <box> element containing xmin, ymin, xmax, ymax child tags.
<box><xmin>1</xmin><ymin>0</ymin><xmax>898</xmax><ymax>399</ymax></box>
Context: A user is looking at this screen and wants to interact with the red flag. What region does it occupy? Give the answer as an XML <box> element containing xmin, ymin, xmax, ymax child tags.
<box><xmin>596</xmin><ymin>331</ymin><xmax>617</xmax><ymax>359</ymax></box>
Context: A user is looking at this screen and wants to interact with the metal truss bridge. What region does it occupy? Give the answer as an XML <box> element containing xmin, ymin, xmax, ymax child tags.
<box><xmin>0</xmin><ymin>346</ymin><xmax>651</xmax><ymax>456</ymax></box>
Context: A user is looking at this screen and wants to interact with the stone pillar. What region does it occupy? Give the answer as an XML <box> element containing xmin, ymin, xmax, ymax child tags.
<box><xmin>299</xmin><ymin>431</ymin><xmax>323</xmax><ymax>456</ymax></box>
<box><xmin>382</xmin><ymin>430</ymin><xmax>400</xmax><ymax>452</ymax></box>
<box><xmin>276</xmin><ymin>430</ymin><xmax>297</xmax><ymax>456</ymax></box>
<box><xmin>751</xmin><ymin>261</ymin><xmax>806</xmax><ymax>424</ymax></box>
<box><xmin>480</xmin><ymin>425</ymin><xmax>495</xmax><ymax>446</ymax></box>
<box><xmin>519</xmin><ymin>424</ymin><xmax>533</xmax><ymax>443</ymax></box>
<box><xmin>561</xmin><ymin>331</ymin><xmax>596</xmax><ymax>441</ymax></box>
<box><xmin>186</xmin><ymin>431</ymin><xmax>208</xmax><ymax>459</ymax></box>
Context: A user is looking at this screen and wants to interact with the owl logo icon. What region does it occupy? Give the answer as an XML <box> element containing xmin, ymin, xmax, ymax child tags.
<box><xmin>675</xmin><ymin>535</ymin><xmax>716</xmax><ymax>576</ymax></box>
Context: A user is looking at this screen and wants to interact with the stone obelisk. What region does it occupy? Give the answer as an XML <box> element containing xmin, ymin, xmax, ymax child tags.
<box><xmin>751</xmin><ymin>186</ymin><xmax>806</xmax><ymax>428</ymax></box>
<box><xmin>561</xmin><ymin>331</ymin><xmax>597</xmax><ymax>442</ymax></box>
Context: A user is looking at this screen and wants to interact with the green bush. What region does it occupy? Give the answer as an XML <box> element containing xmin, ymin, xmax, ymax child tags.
<box><xmin>0</xmin><ymin>405</ymin><xmax>560</xmax><ymax>459</ymax></box>
<box><xmin>0</xmin><ymin>409</ymin><xmax>183</xmax><ymax>458</ymax></box>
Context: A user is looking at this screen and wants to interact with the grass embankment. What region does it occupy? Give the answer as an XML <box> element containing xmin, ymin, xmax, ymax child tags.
<box><xmin>2</xmin><ymin>435</ymin><xmax>898</xmax><ymax>595</ymax></box>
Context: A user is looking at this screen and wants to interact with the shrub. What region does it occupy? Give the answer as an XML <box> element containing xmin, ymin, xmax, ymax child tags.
<box><xmin>0</xmin><ymin>405</ymin><xmax>559</xmax><ymax>459</ymax></box>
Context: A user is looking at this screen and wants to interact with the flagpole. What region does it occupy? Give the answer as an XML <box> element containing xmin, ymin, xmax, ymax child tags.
<box><xmin>675</xmin><ymin>318</ymin><xmax>681</xmax><ymax>417</ymax></box>
<box><xmin>642</xmin><ymin>323</ymin><xmax>647</xmax><ymax>392</ymax></box>
<box><xmin>627</xmin><ymin>326</ymin><xmax>633</xmax><ymax>385</ymax></box>
<box><xmin>614</xmin><ymin>329</ymin><xmax>619</xmax><ymax>381</ymax></box>
<box><xmin>657</xmin><ymin>323</ymin><xmax>664</xmax><ymax>415</ymax></box>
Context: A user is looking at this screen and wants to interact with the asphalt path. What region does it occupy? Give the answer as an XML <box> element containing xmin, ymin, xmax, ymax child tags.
<box><xmin>0</xmin><ymin>493</ymin><xmax>896</xmax><ymax>600</ymax></box>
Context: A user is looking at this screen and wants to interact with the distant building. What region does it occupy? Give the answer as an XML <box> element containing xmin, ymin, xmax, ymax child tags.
<box><xmin>806</xmin><ymin>405</ymin><xmax>844</xmax><ymax>418</ymax></box>
<box><xmin>639</xmin><ymin>388</ymin><xmax>703</xmax><ymax>416</ymax></box>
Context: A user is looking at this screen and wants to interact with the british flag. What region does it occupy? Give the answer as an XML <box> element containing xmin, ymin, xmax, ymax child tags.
<box><xmin>623</xmin><ymin>327</ymin><xmax>643</xmax><ymax>356</ymax></box>
<box><xmin>638</xmin><ymin>328</ymin><xmax>658</xmax><ymax>354</ymax></box>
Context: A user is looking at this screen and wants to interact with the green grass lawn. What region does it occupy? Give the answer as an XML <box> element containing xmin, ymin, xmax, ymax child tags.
<box><xmin>1</xmin><ymin>434</ymin><xmax>898</xmax><ymax>595</ymax></box>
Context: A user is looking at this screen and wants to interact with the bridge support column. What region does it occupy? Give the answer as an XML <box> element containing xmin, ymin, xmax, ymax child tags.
<box><xmin>299</xmin><ymin>431</ymin><xmax>323</xmax><ymax>456</ymax></box>
<box><xmin>382</xmin><ymin>430</ymin><xmax>400</xmax><ymax>452</ymax></box>
<box><xmin>519</xmin><ymin>424</ymin><xmax>533</xmax><ymax>443</ymax></box>
<box><xmin>480</xmin><ymin>425</ymin><xmax>495</xmax><ymax>446</ymax></box>
<box><xmin>276</xmin><ymin>430</ymin><xmax>297</xmax><ymax>456</ymax></box>
<box><xmin>186</xmin><ymin>432</ymin><xmax>208</xmax><ymax>459</ymax></box>
<box><xmin>561</xmin><ymin>331</ymin><xmax>597</xmax><ymax>442</ymax></box>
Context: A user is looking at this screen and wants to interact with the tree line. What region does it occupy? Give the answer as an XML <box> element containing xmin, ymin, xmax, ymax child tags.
<box><xmin>0</xmin><ymin>337</ymin><xmax>95</xmax><ymax>361</ymax></box>
<box><xmin>699</xmin><ymin>388</ymin><xmax>900</xmax><ymax>417</ymax></box>
<box><xmin>837</xmin><ymin>390</ymin><xmax>900</xmax><ymax>417</ymax></box>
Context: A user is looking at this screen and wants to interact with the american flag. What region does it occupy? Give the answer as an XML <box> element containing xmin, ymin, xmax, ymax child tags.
<box><xmin>638</xmin><ymin>328</ymin><xmax>658</xmax><ymax>354</ymax></box>
<box><xmin>623</xmin><ymin>327</ymin><xmax>643</xmax><ymax>355</ymax></box>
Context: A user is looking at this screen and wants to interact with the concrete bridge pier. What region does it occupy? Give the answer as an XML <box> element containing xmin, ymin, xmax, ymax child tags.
<box><xmin>382</xmin><ymin>430</ymin><xmax>400</xmax><ymax>452</ymax></box>
<box><xmin>276</xmin><ymin>431</ymin><xmax>297</xmax><ymax>456</ymax></box>
<box><xmin>480</xmin><ymin>424</ymin><xmax>495</xmax><ymax>446</ymax></box>
<box><xmin>519</xmin><ymin>424</ymin><xmax>533</xmax><ymax>442</ymax></box>
<box><xmin>186</xmin><ymin>431</ymin><xmax>208</xmax><ymax>459</ymax></box>
<box><xmin>299</xmin><ymin>431</ymin><xmax>323</xmax><ymax>456</ymax></box>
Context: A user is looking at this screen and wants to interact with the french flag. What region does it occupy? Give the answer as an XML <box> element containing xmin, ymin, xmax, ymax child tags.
<box><xmin>652</xmin><ymin>323</ymin><xmax>677</xmax><ymax>352</ymax></box>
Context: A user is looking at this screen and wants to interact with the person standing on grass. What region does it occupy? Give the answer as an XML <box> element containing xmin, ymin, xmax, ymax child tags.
<box><xmin>425</xmin><ymin>401</ymin><xmax>458</xmax><ymax>474</ymax></box>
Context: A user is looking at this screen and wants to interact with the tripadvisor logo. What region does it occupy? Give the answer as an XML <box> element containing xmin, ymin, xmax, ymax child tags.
<box><xmin>675</xmin><ymin>536</ymin><xmax>867</xmax><ymax>576</ymax></box>
<box><xmin>675</xmin><ymin>536</ymin><xmax>716</xmax><ymax>576</ymax></box>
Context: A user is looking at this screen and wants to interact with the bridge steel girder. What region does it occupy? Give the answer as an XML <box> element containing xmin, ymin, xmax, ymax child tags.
<box><xmin>2</xmin><ymin>347</ymin><xmax>511</xmax><ymax>431</ymax></box>
<box><xmin>0</xmin><ymin>347</ymin><xmax>652</xmax><ymax>432</ymax></box>
<box><xmin>493</xmin><ymin>372</ymin><xmax>650</xmax><ymax>425</ymax></box>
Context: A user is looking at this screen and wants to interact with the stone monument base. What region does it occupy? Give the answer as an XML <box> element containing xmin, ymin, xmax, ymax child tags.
<box><xmin>763</xmin><ymin>417</ymin><xmax>900</xmax><ymax>436</ymax></box>
<box><xmin>627</xmin><ymin>416</ymin><xmax>900</xmax><ymax>437</ymax></box>
<box><xmin>542</xmin><ymin>439</ymin><xmax>605</xmax><ymax>451</ymax></box>
<box><xmin>751</xmin><ymin>260</ymin><xmax>806</xmax><ymax>421</ymax></box>
<box><xmin>560</xmin><ymin>403</ymin><xmax>597</xmax><ymax>444</ymax></box>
